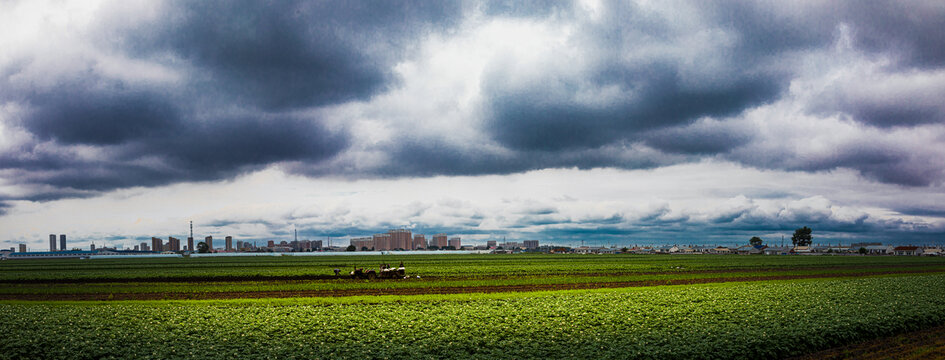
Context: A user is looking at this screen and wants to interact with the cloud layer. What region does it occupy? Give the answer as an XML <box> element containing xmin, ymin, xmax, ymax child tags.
<box><xmin>1</xmin><ymin>0</ymin><xmax>944</xmax><ymax>244</ymax></box>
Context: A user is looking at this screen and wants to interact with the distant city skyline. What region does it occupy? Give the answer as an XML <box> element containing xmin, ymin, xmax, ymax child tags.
<box><xmin>1</xmin><ymin>1</ymin><xmax>944</xmax><ymax>249</ymax></box>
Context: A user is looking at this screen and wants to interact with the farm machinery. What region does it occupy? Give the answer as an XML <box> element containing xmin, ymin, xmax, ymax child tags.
<box><xmin>348</xmin><ymin>262</ymin><xmax>406</xmax><ymax>279</ymax></box>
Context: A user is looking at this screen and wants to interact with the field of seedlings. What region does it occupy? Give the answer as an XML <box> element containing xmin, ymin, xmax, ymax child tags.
<box><xmin>2</xmin><ymin>254</ymin><xmax>945</xmax><ymax>359</ymax></box>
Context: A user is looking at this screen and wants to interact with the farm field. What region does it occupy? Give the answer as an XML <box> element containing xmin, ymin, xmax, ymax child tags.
<box><xmin>3</xmin><ymin>252</ymin><xmax>945</xmax><ymax>282</ymax></box>
<box><xmin>2</xmin><ymin>254</ymin><xmax>945</xmax><ymax>359</ymax></box>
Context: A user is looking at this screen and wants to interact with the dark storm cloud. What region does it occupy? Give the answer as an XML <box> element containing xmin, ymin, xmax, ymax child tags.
<box><xmin>641</xmin><ymin>120</ymin><xmax>753</xmax><ymax>155</ymax></box>
<box><xmin>20</xmin><ymin>86</ymin><xmax>180</xmax><ymax>145</ymax></box>
<box><xmin>702</xmin><ymin>1</ymin><xmax>945</xmax><ymax>70</ymax></box>
<box><xmin>293</xmin><ymin>137</ymin><xmax>675</xmax><ymax>179</ymax></box>
<box><xmin>467</xmin><ymin>1</ymin><xmax>945</xmax><ymax>187</ymax></box>
<box><xmin>121</xmin><ymin>0</ymin><xmax>464</xmax><ymax>110</ymax></box>
<box><xmin>482</xmin><ymin>52</ymin><xmax>783</xmax><ymax>152</ymax></box>
<box><xmin>735</xmin><ymin>140</ymin><xmax>943</xmax><ymax>187</ymax></box>
<box><xmin>3</xmin><ymin>0</ymin><xmax>945</xmax><ymax>210</ymax></box>
<box><xmin>145</xmin><ymin>114</ymin><xmax>347</xmax><ymax>177</ymax></box>
<box><xmin>1</xmin><ymin>0</ymin><xmax>463</xmax><ymax>201</ymax></box>
<box><xmin>797</xmin><ymin>2</ymin><xmax>945</xmax><ymax>129</ymax></box>
<box><xmin>478</xmin><ymin>0</ymin><xmax>802</xmax><ymax>153</ymax></box>
<box><xmin>830</xmin><ymin>96</ymin><xmax>944</xmax><ymax>128</ymax></box>
<box><xmin>895</xmin><ymin>207</ymin><xmax>945</xmax><ymax>218</ymax></box>
<box><xmin>3</xmin><ymin>111</ymin><xmax>347</xmax><ymax>193</ymax></box>
<box><xmin>842</xmin><ymin>1</ymin><xmax>945</xmax><ymax>69</ymax></box>
<box><xmin>806</xmin><ymin>71</ymin><xmax>945</xmax><ymax>129</ymax></box>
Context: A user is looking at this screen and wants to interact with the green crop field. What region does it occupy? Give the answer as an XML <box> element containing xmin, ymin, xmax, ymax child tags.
<box><xmin>3</xmin><ymin>253</ymin><xmax>944</xmax><ymax>281</ymax></box>
<box><xmin>3</xmin><ymin>254</ymin><xmax>945</xmax><ymax>359</ymax></box>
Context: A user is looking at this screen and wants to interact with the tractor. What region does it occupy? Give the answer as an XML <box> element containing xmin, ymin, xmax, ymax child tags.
<box><xmin>349</xmin><ymin>262</ymin><xmax>405</xmax><ymax>279</ymax></box>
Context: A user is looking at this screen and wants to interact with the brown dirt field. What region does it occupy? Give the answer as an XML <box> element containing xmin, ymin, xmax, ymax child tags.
<box><xmin>1</xmin><ymin>267</ymin><xmax>942</xmax><ymax>301</ymax></box>
<box><xmin>790</xmin><ymin>324</ymin><xmax>945</xmax><ymax>360</ymax></box>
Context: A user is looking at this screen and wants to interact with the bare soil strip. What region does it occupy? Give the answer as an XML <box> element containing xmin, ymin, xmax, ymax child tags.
<box><xmin>2</xmin><ymin>268</ymin><xmax>942</xmax><ymax>301</ymax></box>
<box><xmin>1</xmin><ymin>263</ymin><xmax>941</xmax><ymax>284</ymax></box>
<box><xmin>789</xmin><ymin>324</ymin><xmax>945</xmax><ymax>360</ymax></box>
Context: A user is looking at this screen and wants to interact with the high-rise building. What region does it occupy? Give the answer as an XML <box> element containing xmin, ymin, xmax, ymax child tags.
<box><xmin>59</xmin><ymin>234</ymin><xmax>66</xmax><ymax>251</ymax></box>
<box><xmin>187</xmin><ymin>237</ymin><xmax>194</xmax><ymax>252</ymax></box>
<box><xmin>373</xmin><ymin>233</ymin><xmax>391</xmax><ymax>251</ymax></box>
<box><xmin>225</xmin><ymin>236</ymin><xmax>233</xmax><ymax>251</ymax></box>
<box><xmin>448</xmin><ymin>237</ymin><xmax>461</xmax><ymax>249</ymax></box>
<box><xmin>168</xmin><ymin>237</ymin><xmax>181</xmax><ymax>252</ymax></box>
<box><xmin>49</xmin><ymin>234</ymin><xmax>57</xmax><ymax>252</ymax></box>
<box><xmin>524</xmin><ymin>240</ymin><xmax>539</xmax><ymax>249</ymax></box>
<box><xmin>18</xmin><ymin>244</ymin><xmax>26</xmax><ymax>252</ymax></box>
<box><xmin>433</xmin><ymin>234</ymin><xmax>448</xmax><ymax>248</ymax></box>
<box><xmin>312</xmin><ymin>240</ymin><xmax>323</xmax><ymax>250</ymax></box>
<box><xmin>140</xmin><ymin>242</ymin><xmax>150</xmax><ymax>251</ymax></box>
<box><xmin>151</xmin><ymin>237</ymin><xmax>163</xmax><ymax>252</ymax></box>
<box><xmin>205</xmin><ymin>236</ymin><xmax>213</xmax><ymax>251</ymax></box>
<box><xmin>501</xmin><ymin>242</ymin><xmax>523</xmax><ymax>249</ymax></box>
<box><xmin>388</xmin><ymin>229</ymin><xmax>412</xmax><ymax>250</ymax></box>
<box><xmin>413</xmin><ymin>234</ymin><xmax>427</xmax><ymax>249</ymax></box>
<box><xmin>350</xmin><ymin>237</ymin><xmax>373</xmax><ymax>250</ymax></box>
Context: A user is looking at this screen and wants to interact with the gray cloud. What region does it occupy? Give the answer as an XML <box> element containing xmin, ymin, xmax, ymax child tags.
<box><xmin>2</xmin><ymin>0</ymin><xmax>945</xmax><ymax>220</ymax></box>
<box><xmin>641</xmin><ymin>119</ymin><xmax>753</xmax><ymax>155</ymax></box>
<box><xmin>20</xmin><ymin>85</ymin><xmax>180</xmax><ymax>145</ymax></box>
<box><xmin>466</xmin><ymin>0</ymin><xmax>945</xmax><ymax>187</ymax></box>
<box><xmin>480</xmin><ymin>3</ymin><xmax>788</xmax><ymax>152</ymax></box>
<box><xmin>2</xmin><ymin>111</ymin><xmax>346</xmax><ymax>195</ymax></box>
<box><xmin>895</xmin><ymin>207</ymin><xmax>945</xmax><ymax>218</ymax></box>
<box><xmin>123</xmin><ymin>1</ymin><xmax>463</xmax><ymax>110</ymax></box>
<box><xmin>1</xmin><ymin>0</ymin><xmax>462</xmax><ymax>201</ymax></box>
<box><xmin>843</xmin><ymin>1</ymin><xmax>945</xmax><ymax>69</ymax></box>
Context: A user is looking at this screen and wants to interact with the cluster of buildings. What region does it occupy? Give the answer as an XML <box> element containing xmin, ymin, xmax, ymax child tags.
<box><xmin>486</xmin><ymin>240</ymin><xmax>540</xmax><ymax>250</ymax></box>
<box><xmin>558</xmin><ymin>243</ymin><xmax>944</xmax><ymax>256</ymax></box>
<box><xmin>263</xmin><ymin>239</ymin><xmax>323</xmax><ymax>252</ymax></box>
<box><xmin>137</xmin><ymin>236</ymin><xmax>327</xmax><ymax>253</ymax></box>
<box><xmin>6</xmin><ymin>231</ymin><xmax>941</xmax><ymax>260</ymax></box>
<box><xmin>348</xmin><ymin>230</ymin><xmax>461</xmax><ymax>251</ymax></box>
<box><xmin>7</xmin><ymin>234</ymin><xmax>78</xmax><ymax>253</ymax></box>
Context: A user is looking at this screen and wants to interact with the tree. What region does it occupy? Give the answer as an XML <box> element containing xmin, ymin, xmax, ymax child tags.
<box><xmin>196</xmin><ymin>241</ymin><xmax>209</xmax><ymax>253</ymax></box>
<box><xmin>791</xmin><ymin>226</ymin><xmax>813</xmax><ymax>247</ymax></box>
<box><xmin>858</xmin><ymin>247</ymin><xmax>868</xmax><ymax>255</ymax></box>
<box><xmin>749</xmin><ymin>237</ymin><xmax>763</xmax><ymax>246</ymax></box>
<box><xmin>345</xmin><ymin>245</ymin><xmax>356</xmax><ymax>252</ymax></box>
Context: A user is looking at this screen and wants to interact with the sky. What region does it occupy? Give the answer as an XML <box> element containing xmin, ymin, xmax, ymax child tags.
<box><xmin>1</xmin><ymin>0</ymin><xmax>944</xmax><ymax>250</ymax></box>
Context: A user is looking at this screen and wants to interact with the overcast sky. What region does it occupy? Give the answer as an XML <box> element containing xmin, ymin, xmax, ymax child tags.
<box><xmin>2</xmin><ymin>0</ymin><xmax>944</xmax><ymax>249</ymax></box>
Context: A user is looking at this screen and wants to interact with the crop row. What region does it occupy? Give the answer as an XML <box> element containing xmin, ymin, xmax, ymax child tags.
<box><xmin>2</xmin><ymin>253</ymin><xmax>944</xmax><ymax>281</ymax></box>
<box><xmin>1</xmin><ymin>266</ymin><xmax>941</xmax><ymax>296</ymax></box>
<box><xmin>3</xmin><ymin>275</ymin><xmax>945</xmax><ymax>359</ymax></box>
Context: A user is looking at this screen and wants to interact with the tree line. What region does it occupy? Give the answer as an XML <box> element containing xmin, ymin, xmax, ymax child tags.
<box><xmin>749</xmin><ymin>226</ymin><xmax>813</xmax><ymax>247</ymax></box>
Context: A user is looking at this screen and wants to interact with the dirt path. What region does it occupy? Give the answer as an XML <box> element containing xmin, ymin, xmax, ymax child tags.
<box><xmin>2</xmin><ymin>268</ymin><xmax>942</xmax><ymax>301</ymax></box>
<box><xmin>789</xmin><ymin>324</ymin><xmax>945</xmax><ymax>360</ymax></box>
